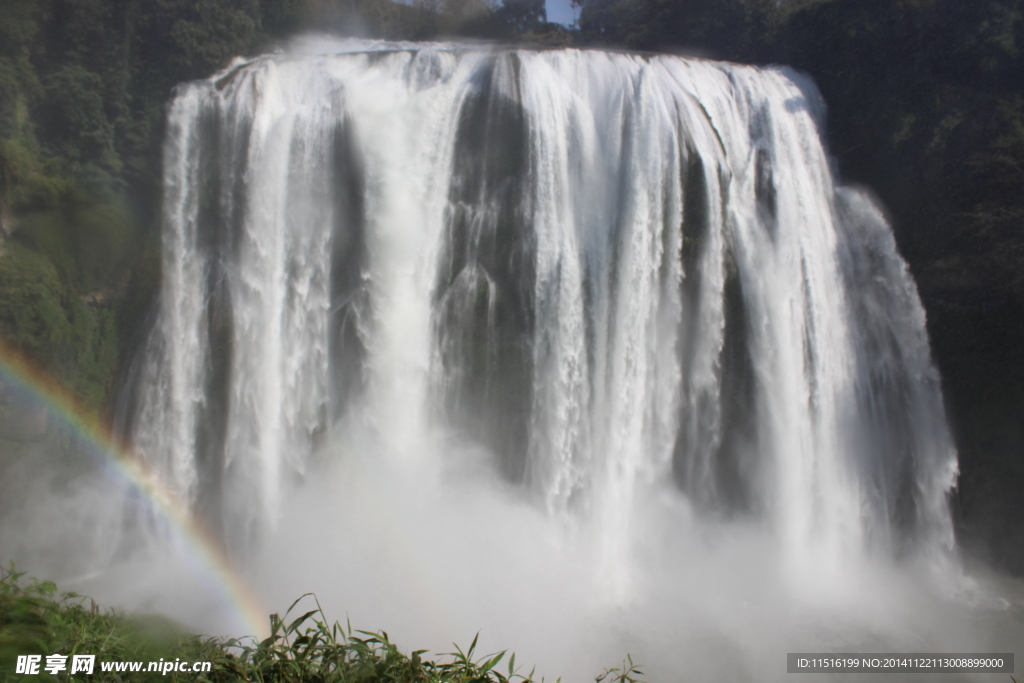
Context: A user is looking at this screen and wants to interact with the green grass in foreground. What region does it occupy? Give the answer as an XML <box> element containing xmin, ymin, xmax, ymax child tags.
<box><xmin>0</xmin><ymin>563</ymin><xmax>644</xmax><ymax>682</ymax></box>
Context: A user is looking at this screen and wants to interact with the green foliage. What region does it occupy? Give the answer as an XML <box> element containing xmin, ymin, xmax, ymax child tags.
<box><xmin>0</xmin><ymin>1</ymin><xmax>46</xmax><ymax>219</ymax></box>
<box><xmin>14</xmin><ymin>188</ymin><xmax>134</xmax><ymax>292</ymax></box>
<box><xmin>0</xmin><ymin>566</ymin><xmax>646</xmax><ymax>683</ymax></box>
<box><xmin>216</xmin><ymin>596</ymin><xmax>545</xmax><ymax>683</ymax></box>
<box><xmin>39</xmin><ymin>65</ymin><xmax>120</xmax><ymax>172</ymax></box>
<box><xmin>0</xmin><ymin>244</ymin><xmax>69</xmax><ymax>362</ymax></box>
<box><xmin>134</xmin><ymin>0</ymin><xmax>262</xmax><ymax>83</ymax></box>
<box><xmin>0</xmin><ymin>0</ymin><xmax>42</xmax><ymax>57</ymax></box>
<box><xmin>467</xmin><ymin>0</ymin><xmax>572</xmax><ymax>42</ymax></box>
<box><xmin>0</xmin><ymin>242</ymin><xmax>120</xmax><ymax>408</ymax></box>
<box><xmin>0</xmin><ymin>55</ymin><xmax>39</xmax><ymax>140</ymax></box>
<box><xmin>272</xmin><ymin>0</ymin><xmax>570</xmax><ymax>44</ymax></box>
<box><xmin>225</xmin><ymin>604</ymin><xmax>645</xmax><ymax>682</ymax></box>
<box><xmin>262</xmin><ymin>0</ymin><xmax>305</xmax><ymax>36</ymax></box>
<box><xmin>578</xmin><ymin>0</ymin><xmax>781</xmax><ymax>55</ymax></box>
<box><xmin>594</xmin><ymin>656</ymin><xmax>644</xmax><ymax>683</ymax></box>
<box><xmin>1</xmin><ymin>562</ymin><xmax>234</xmax><ymax>682</ymax></box>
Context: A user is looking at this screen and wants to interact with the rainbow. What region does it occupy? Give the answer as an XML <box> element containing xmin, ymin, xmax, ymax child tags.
<box><xmin>0</xmin><ymin>337</ymin><xmax>269</xmax><ymax>638</ymax></box>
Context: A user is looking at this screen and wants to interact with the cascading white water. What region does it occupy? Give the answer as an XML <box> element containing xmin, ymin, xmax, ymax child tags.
<box><xmin>127</xmin><ymin>38</ymin><xmax>956</xmax><ymax>558</ymax></box>
<box><xmin>114</xmin><ymin>37</ymin><xmax>983</xmax><ymax>680</ymax></box>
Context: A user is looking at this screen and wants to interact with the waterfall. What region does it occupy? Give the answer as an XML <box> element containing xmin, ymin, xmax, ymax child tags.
<box><xmin>122</xmin><ymin>37</ymin><xmax>958</xmax><ymax>586</ymax></box>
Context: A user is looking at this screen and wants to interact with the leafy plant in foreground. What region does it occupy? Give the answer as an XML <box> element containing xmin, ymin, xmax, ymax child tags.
<box><xmin>1</xmin><ymin>564</ymin><xmax>646</xmax><ymax>682</ymax></box>
<box><xmin>217</xmin><ymin>593</ymin><xmax>549</xmax><ymax>682</ymax></box>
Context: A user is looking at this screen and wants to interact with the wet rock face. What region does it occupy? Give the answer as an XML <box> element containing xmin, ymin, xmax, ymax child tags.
<box><xmin>921</xmin><ymin>283</ymin><xmax>1024</xmax><ymax>575</ymax></box>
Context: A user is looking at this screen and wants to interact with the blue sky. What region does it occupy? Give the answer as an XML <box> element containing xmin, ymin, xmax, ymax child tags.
<box><xmin>546</xmin><ymin>0</ymin><xmax>578</xmax><ymax>26</ymax></box>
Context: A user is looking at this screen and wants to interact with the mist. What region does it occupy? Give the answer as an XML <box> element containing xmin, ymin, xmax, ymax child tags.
<box><xmin>3</xmin><ymin>36</ymin><xmax>1023</xmax><ymax>683</ymax></box>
